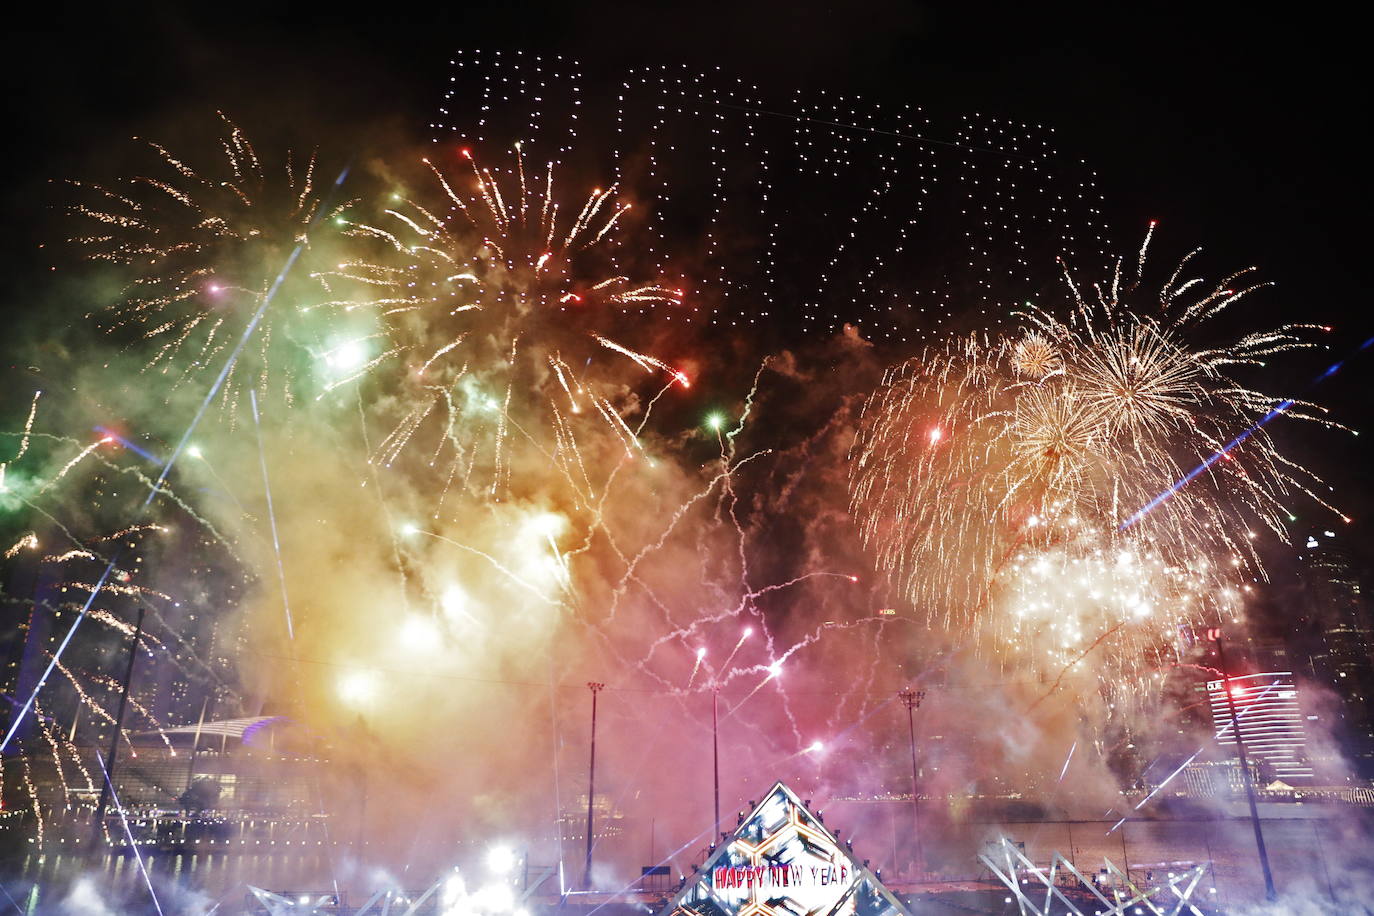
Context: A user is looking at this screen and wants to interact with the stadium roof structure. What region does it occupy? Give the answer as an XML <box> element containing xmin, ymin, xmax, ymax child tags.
<box><xmin>133</xmin><ymin>715</ymin><xmax>288</xmax><ymax>744</ymax></box>
<box><xmin>656</xmin><ymin>782</ymin><xmax>912</xmax><ymax>916</ymax></box>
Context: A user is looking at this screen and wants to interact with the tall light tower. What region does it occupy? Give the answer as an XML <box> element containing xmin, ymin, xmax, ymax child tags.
<box><xmin>1209</xmin><ymin>629</ymin><xmax>1276</xmax><ymax>901</ymax></box>
<box><xmin>898</xmin><ymin>688</ymin><xmax>926</xmax><ymax>879</ymax></box>
<box><xmin>583</xmin><ymin>682</ymin><xmax>605</xmax><ymax>890</ymax></box>
<box><xmin>712</xmin><ymin>685</ymin><xmax>721</xmax><ymax>845</ymax></box>
<box><xmin>92</xmin><ymin>606</ymin><xmax>145</xmax><ymax>846</ymax></box>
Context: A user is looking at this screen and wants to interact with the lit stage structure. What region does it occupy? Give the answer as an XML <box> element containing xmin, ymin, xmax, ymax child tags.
<box><xmin>656</xmin><ymin>781</ymin><xmax>912</xmax><ymax>916</ymax></box>
<box><xmin>979</xmin><ymin>836</ymin><xmax>1209</xmax><ymax>916</ymax></box>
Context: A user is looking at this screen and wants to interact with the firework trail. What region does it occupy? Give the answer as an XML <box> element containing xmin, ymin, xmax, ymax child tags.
<box><xmin>850</xmin><ymin>228</ymin><xmax>1341</xmax><ymax>692</ymax></box>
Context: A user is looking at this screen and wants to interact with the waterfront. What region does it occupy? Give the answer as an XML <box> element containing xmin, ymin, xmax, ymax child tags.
<box><xmin>5</xmin><ymin>810</ymin><xmax>1370</xmax><ymax>913</ymax></box>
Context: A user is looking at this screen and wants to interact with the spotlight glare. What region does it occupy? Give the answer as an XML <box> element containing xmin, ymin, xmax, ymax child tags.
<box><xmin>487</xmin><ymin>844</ymin><xmax>517</xmax><ymax>875</ymax></box>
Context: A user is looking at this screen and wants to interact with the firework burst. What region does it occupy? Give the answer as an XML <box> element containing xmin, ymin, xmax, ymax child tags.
<box><xmin>315</xmin><ymin>144</ymin><xmax>687</xmax><ymax>506</ymax></box>
<box><xmin>850</xmin><ymin>229</ymin><xmax>1341</xmax><ymax>682</ymax></box>
<box><xmin>68</xmin><ymin>113</ymin><xmax>347</xmax><ymax>419</ymax></box>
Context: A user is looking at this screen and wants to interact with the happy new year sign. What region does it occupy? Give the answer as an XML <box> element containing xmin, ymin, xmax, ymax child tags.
<box><xmin>711</xmin><ymin>864</ymin><xmax>851</xmax><ymax>890</ymax></box>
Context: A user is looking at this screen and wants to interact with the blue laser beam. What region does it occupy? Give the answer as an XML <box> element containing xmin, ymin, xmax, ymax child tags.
<box><xmin>96</xmin><ymin>749</ymin><xmax>164</xmax><ymax>916</ymax></box>
<box><xmin>93</xmin><ymin>427</ymin><xmax>161</xmax><ymax>464</ymax></box>
<box><xmin>1120</xmin><ymin>399</ymin><xmax>1294</xmax><ymax>530</ymax></box>
<box><xmin>1</xmin><ymin>561</ymin><xmax>118</xmax><ymax>753</ymax></box>
<box><xmin>1121</xmin><ymin>334</ymin><xmax>1374</xmax><ymax>530</ymax></box>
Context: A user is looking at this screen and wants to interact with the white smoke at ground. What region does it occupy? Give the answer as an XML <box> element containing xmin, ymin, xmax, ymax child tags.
<box><xmin>50</xmin><ymin>873</ymin><xmax>224</xmax><ymax>916</ymax></box>
<box><xmin>53</xmin><ymin>879</ymin><xmax>117</xmax><ymax>916</ymax></box>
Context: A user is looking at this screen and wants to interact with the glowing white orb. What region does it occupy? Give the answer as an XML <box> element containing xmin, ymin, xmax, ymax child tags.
<box><xmin>526</xmin><ymin>512</ymin><xmax>565</xmax><ymax>539</ymax></box>
<box><xmin>398</xmin><ymin>615</ymin><xmax>440</xmax><ymax>650</ymax></box>
<box><xmin>337</xmin><ymin>671</ymin><xmax>377</xmax><ymax>706</ymax></box>
<box><xmin>326</xmin><ymin>340</ymin><xmax>367</xmax><ymax>371</ymax></box>
<box><xmin>440</xmin><ymin>584</ymin><xmax>470</xmax><ymax>621</ymax></box>
<box><xmin>487</xmin><ymin>844</ymin><xmax>517</xmax><ymax>874</ymax></box>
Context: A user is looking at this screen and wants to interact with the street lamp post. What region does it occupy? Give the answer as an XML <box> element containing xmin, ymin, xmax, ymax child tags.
<box><xmin>712</xmin><ymin>685</ymin><xmax>721</xmax><ymax>845</ymax></box>
<box><xmin>583</xmin><ymin>682</ymin><xmax>604</xmax><ymax>890</ymax></box>
<box><xmin>898</xmin><ymin>688</ymin><xmax>925</xmax><ymax>879</ymax></box>
<box><xmin>1209</xmin><ymin>630</ymin><xmax>1276</xmax><ymax>901</ymax></box>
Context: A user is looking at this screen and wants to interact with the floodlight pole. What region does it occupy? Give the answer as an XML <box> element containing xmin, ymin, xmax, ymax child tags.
<box><xmin>1212</xmin><ymin>632</ymin><xmax>1276</xmax><ymax>901</ymax></box>
<box><xmin>583</xmin><ymin>682</ymin><xmax>604</xmax><ymax>890</ymax></box>
<box><xmin>91</xmin><ymin>606</ymin><xmax>144</xmax><ymax>847</ymax></box>
<box><xmin>712</xmin><ymin>685</ymin><xmax>721</xmax><ymax>844</ymax></box>
<box><xmin>898</xmin><ymin>688</ymin><xmax>925</xmax><ymax>879</ymax></box>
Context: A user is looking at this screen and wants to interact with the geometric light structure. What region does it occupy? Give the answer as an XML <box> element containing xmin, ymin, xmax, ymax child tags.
<box><xmin>656</xmin><ymin>782</ymin><xmax>912</xmax><ymax>916</ymax></box>
<box><xmin>247</xmin><ymin>887</ymin><xmax>355</xmax><ymax>914</ymax></box>
<box><xmin>1206</xmin><ymin>672</ymin><xmax>1313</xmax><ymax>783</ymax></box>
<box><xmin>979</xmin><ymin>836</ymin><xmax>1209</xmax><ymax>916</ymax></box>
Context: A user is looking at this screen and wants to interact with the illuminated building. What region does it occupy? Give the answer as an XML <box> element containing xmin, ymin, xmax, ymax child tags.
<box><xmin>1181</xmin><ymin>759</ymin><xmax>1261</xmax><ymax>797</ymax></box>
<box><xmin>3</xmin><ymin>716</ymin><xmax>333</xmax><ymax>850</ymax></box>
<box><xmin>1206</xmin><ymin>672</ymin><xmax>1313</xmax><ymax>783</ymax></box>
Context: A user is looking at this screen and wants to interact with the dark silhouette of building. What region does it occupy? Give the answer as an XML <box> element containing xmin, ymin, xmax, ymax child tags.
<box><xmin>1295</xmin><ymin>531</ymin><xmax>1374</xmax><ymax>776</ymax></box>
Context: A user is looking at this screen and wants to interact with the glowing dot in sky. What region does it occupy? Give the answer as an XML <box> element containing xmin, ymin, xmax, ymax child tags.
<box><xmin>439</xmin><ymin>584</ymin><xmax>471</xmax><ymax>623</ymax></box>
<box><xmin>526</xmin><ymin>512</ymin><xmax>565</xmax><ymax>539</ymax></box>
<box><xmin>327</xmin><ymin>340</ymin><xmax>367</xmax><ymax>371</ymax></box>
<box><xmin>398</xmin><ymin>615</ymin><xmax>440</xmax><ymax>651</ymax></box>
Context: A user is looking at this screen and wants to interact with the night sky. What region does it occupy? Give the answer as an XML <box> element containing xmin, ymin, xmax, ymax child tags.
<box><xmin>6</xmin><ymin>2</ymin><xmax>1371</xmax><ymax>570</ymax></box>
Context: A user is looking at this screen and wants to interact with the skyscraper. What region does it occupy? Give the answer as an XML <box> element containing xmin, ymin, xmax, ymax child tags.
<box><xmin>1297</xmin><ymin>531</ymin><xmax>1374</xmax><ymax>776</ymax></box>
